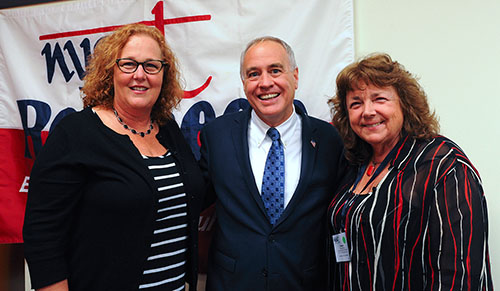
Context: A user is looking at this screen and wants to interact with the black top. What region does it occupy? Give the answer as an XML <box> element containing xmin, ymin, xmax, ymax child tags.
<box><xmin>328</xmin><ymin>136</ymin><xmax>493</xmax><ymax>290</ymax></box>
<box><xmin>23</xmin><ymin>107</ymin><xmax>205</xmax><ymax>291</ymax></box>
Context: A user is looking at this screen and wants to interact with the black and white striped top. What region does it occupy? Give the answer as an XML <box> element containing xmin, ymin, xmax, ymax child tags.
<box><xmin>138</xmin><ymin>151</ymin><xmax>188</xmax><ymax>291</ymax></box>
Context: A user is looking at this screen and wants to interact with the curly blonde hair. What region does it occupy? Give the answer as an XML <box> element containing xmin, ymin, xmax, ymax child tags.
<box><xmin>329</xmin><ymin>53</ymin><xmax>440</xmax><ymax>165</ymax></box>
<box><xmin>81</xmin><ymin>23</ymin><xmax>183</xmax><ymax>125</ymax></box>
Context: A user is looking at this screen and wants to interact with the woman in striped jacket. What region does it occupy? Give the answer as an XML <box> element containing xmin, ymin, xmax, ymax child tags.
<box><xmin>327</xmin><ymin>53</ymin><xmax>493</xmax><ymax>290</ymax></box>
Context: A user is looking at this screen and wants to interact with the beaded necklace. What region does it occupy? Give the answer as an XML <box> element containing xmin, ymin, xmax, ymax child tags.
<box><xmin>113</xmin><ymin>109</ymin><xmax>153</xmax><ymax>137</ymax></box>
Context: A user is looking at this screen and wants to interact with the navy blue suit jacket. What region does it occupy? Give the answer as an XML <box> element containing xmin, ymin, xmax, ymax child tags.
<box><xmin>200</xmin><ymin>106</ymin><xmax>344</xmax><ymax>291</ymax></box>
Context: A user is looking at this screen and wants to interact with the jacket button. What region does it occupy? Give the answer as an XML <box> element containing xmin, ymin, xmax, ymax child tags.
<box><xmin>261</xmin><ymin>268</ymin><xmax>268</xmax><ymax>277</ymax></box>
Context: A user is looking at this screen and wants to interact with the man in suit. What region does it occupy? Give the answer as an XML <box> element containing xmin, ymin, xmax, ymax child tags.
<box><xmin>200</xmin><ymin>36</ymin><xmax>344</xmax><ymax>290</ymax></box>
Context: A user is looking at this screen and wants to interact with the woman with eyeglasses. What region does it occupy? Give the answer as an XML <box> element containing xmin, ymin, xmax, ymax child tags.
<box><xmin>23</xmin><ymin>23</ymin><xmax>205</xmax><ymax>291</ymax></box>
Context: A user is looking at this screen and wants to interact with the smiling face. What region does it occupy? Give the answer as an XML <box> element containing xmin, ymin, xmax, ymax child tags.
<box><xmin>346</xmin><ymin>82</ymin><xmax>404</xmax><ymax>157</ymax></box>
<box><xmin>242</xmin><ymin>40</ymin><xmax>298</xmax><ymax>127</ymax></box>
<box><xmin>113</xmin><ymin>34</ymin><xmax>164</xmax><ymax>114</ymax></box>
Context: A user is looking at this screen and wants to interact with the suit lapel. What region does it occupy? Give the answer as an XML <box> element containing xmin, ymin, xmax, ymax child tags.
<box><xmin>276</xmin><ymin>108</ymin><xmax>318</xmax><ymax>225</ymax></box>
<box><xmin>230</xmin><ymin>108</ymin><xmax>269</xmax><ymax>217</ymax></box>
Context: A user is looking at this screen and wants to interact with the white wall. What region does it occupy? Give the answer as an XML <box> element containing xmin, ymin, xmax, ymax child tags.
<box><xmin>354</xmin><ymin>0</ymin><xmax>500</xmax><ymax>282</ymax></box>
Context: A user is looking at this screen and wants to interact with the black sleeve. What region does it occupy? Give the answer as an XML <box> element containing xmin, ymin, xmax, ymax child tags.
<box><xmin>23</xmin><ymin>121</ymin><xmax>86</xmax><ymax>289</ymax></box>
<box><xmin>199</xmin><ymin>126</ymin><xmax>217</xmax><ymax>210</ymax></box>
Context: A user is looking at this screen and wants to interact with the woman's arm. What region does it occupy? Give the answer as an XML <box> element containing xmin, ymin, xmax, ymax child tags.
<box><xmin>23</xmin><ymin>122</ymin><xmax>86</xmax><ymax>289</ymax></box>
<box><xmin>427</xmin><ymin>161</ymin><xmax>493</xmax><ymax>290</ymax></box>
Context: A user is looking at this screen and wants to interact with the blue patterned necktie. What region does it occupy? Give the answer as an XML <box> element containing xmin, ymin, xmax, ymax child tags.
<box><xmin>261</xmin><ymin>127</ymin><xmax>285</xmax><ymax>225</ymax></box>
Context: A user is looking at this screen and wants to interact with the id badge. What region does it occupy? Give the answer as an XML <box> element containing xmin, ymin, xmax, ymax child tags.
<box><xmin>332</xmin><ymin>232</ymin><xmax>350</xmax><ymax>262</ymax></box>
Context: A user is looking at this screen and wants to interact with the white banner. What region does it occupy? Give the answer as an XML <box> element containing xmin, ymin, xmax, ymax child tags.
<box><xmin>0</xmin><ymin>0</ymin><xmax>353</xmax><ymax>242</ymax></box>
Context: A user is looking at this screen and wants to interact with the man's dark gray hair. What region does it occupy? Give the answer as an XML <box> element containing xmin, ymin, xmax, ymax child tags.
<box><xmin>239</xmin><ymin>36</ymin><xmax>297</xmax><ymax>80</ymax></box>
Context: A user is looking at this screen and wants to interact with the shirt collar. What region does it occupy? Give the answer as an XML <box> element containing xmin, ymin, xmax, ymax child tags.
<box><xmin>250</xmin><ymin>107</ymin><xmax>298</xmax><ymax>149</ymax></box>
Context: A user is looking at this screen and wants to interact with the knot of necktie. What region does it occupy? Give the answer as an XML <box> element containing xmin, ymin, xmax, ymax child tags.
<box><xmin>267</xmin><ymin>127</ymin><xmax>280</xmax><ymax>142</ymax></box>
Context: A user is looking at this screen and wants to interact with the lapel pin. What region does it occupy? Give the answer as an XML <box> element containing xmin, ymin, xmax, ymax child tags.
<box><xmin>310</xmin><ymin>140</ymin><xmax>316</xmax><ymax>148</ymax></box>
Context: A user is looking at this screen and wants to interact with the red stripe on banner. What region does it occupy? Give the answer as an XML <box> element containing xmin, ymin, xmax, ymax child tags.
<box><xmin>0</xmin><ymin>128</ymin><xmax>48</xmax><ymax>243</ymax></box>
<box><xmin>184</xmin><ymin>76</ymin><xmax>212</xmax><ymax>99</ymax></box>
<box><xmin>38</xmin><ymin>15</ymin><xmax>211</xmax><ymax>40</ymax></box>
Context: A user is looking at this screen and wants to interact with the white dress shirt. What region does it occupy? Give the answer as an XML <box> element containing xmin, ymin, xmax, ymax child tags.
<box><xmin>248</xmin><ymin>108</ymin><xmax>302</xmax><ymax>208</ymax></box>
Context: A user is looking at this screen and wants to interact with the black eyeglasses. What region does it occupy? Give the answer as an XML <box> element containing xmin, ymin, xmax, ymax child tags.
<box><xmin>116</xmin><ymin>58</ymin><xmax>168</xmax><ymax>74</ymax></box>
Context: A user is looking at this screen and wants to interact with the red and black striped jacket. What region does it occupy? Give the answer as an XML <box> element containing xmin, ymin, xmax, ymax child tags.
<box><xmin>329</xmin><ymin>135</ymin><xmax>493</xmax><ymax>291</ymax></box>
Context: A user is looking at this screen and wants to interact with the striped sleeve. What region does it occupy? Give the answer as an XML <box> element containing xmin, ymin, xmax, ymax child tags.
<box><xmin>426</xmin><ymin>145</ymin><xmax>492</xmax><ymax>290</ymax></box>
